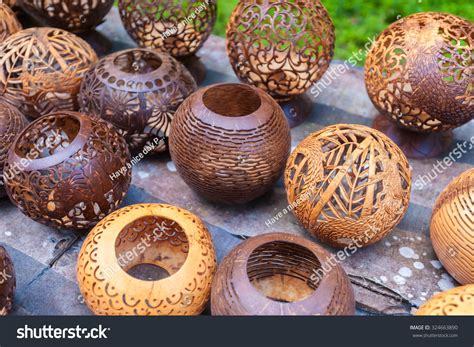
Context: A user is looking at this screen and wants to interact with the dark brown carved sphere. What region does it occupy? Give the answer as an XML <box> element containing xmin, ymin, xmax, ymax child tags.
<box><xmin>169</xmin><ymin>83</ymin><xmax>291</xmax><ymax>204</ymax></box>
<box><xmin>285</xmin><ymin>124</ymin><xmax>412</xmax><ymax>248</ymax></box>
<box><xmin>365</xmin><ymin>12</ymin><xmax>474</xmax><ymax>133</ymax></box>
<box><xmin>0</xmin><ymin>3</ymin><xmax>21</xmax><ymax>43</ymax></box>
<box><xmin>0</xmin><ymin>100</ymin><xmax>27</xmax><ymax>198</ymax></box>
<box><xmin>0</xmin><ymin>245</ymin><xmax>15</xmax><ymax>316</ymax></box>
<box><xmin>20</xmin><ymin>0</ymin><xmax>114</xmax><ymax>32</ymax></box>
<box><xmin>226</xmin><ymin>0</ymin><xmax>335</xmax><ymax>101</ymax></box>
<box><xmin>79</xmin><ymin>48</ymin><xmax>196</xmax><ymax>153</ymax></box>
<box><xmin>0</xmin><ymin>27</ymin><xmax>98</xmax><ymax>119</ymax></box>
<box><xmin>211</xmin><ymin>232</ymin><xmax>355</xmax><ymax>315</ymax></box>
<box><xmin>4</xmin><ymin>111</ymin><xmax>131</xmax><ymax>231</ymax></box>
<box><xmin>118</xmin><ymin>0</ymin><xmax>217</xmax><ymax>59</ymax></box>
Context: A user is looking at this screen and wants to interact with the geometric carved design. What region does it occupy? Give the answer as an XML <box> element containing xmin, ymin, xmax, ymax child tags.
<box><xmin>77</xmin><ymin>204</ymin><xmax>217</xmax><ymax>315</ymax></box>
<box><xmin>118</xmin><ymin>0</ymin><xmax>217</xmax><ymax>59</ymax></box>
<box><xmin>211</xmin><ymin>232</ymin><xmax>355</xmax><ymax>315</ymax></box>
<box><xmin>0</xmin><ymin>245</ymin><xmax>15</xmax><ymax>316</ymax></box>
<box><xmin>226</xmin><ymin>0</ymin><xmax>335</xmax><ymax>100</ymax></box>
<box><xmin>4</xmin><ymin>111</ymin><xmax>131</xmax><ymax>231</ymax></box>
<box><xmin>169</xmin><ymin>83</ymin><xmax>291</xmax><ymax>204</ymax></box>
<box><xmin>431</xmin><ymin>168</ymin><xmax>474</xmax><ymax>285</ymax></box>
<box><xmin>0</xmin><ymin>99</ymin><xmax>27</xmax><ymax>198</ymax></box>
<box><xmin>0</xmin><ymin>27</ymin><xmax>98</xmax><ymax>119</ymax></box>
<box><xmin>79</xmin><ymin>48</ymin><xmax>196</xmax><ymax>153</ymax></box>
<box><xmin>365</xmin><ymin>12</ymin><xmax>474</xmax><ymax>133</ymax></box>
<box><xmin>20</xmin><ymin>0</ymin><xmax>114</xmax><ymax>32</ymax></box>
<box><xmin>416</xmin><ymin>285</ymin><xmax>474</xmax><ymax>315</ymax></box>
<box><xmin>0</xmin><ymin>3</ymin><xmax>21</xmax><ymax>43</ymax></box>
<box><xmin>285</xmin><ymin>124</ymin><xmax>412</xmax><ymax>248</ymax></box>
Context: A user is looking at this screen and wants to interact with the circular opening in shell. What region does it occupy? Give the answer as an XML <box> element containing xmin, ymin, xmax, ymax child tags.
<box><xmin>115</xmin><ymin>216</ymin><xmax>189</xmax><ymax>281</ymax></box>
<box><xmin>113</xmin><ymin>50</ymin><xmax>162</xmax><ymax>74</ymax></box>
<box><xmin>203</xmin><ymin>84</ymin><xmax>262</xmax><ymax>117</ymax></box>
<box><xmin>14</xmin><ymin>114</ymin><xmax>80</xmax><ymax>160</ymax></box>
<box><xmin>246</xmin><ymin>241</ymin><xmax>321</xmax><ymax>303</ymax></box>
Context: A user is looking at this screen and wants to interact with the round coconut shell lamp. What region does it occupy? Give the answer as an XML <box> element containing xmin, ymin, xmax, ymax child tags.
<box><xmin>79</xmin><ymin>48</ymin><xmax>196</xmax><ymax>154</ymax></box>
<box><xmin>4</xmin><ymin>111</ymin><xmax>131</xmax><ymax>231</ymax></box>
<box><xmin>211</xmin><ymin>232</ymin><xmax>355</xmax><ymax>315</ymax></box>
<box><xmin>118</xmin><ymin>0</ymin><xmax>217</xmax><ymax>84</ymax></box>
<box><xmin>0</xmin><ymin>3</ymin><xmax>21</xmax><ymax>43</ymax></box>
<box><xmin>430</xmin><ymin>169</ymin><xmax>474</xmax><ymax>285</ymax></box>
<box><xmin>0</xmin><ymin>100</ymin><xmax>27</xmax><ymax>198</ymax></box>
<box><xmin>169</xmin><ymin>83</ymin><xmax>291</xmax><ymax>204</ymax></box>
<box><xmin>0</xmin><ymin>245</ymin><xmax>15</xmax><ymax>316</ymax></box>
<box><xmin>226</xmin><ymin>0</ymin><xmax>335</xmax><ymax>127</ymax></box>
<box><xmin>285</xmin><ymin>124</ymin><xmax>412</xmax><ymax>248</ymax></box>
<box><xmin>416</xmin><ymin>285</ymin><xmax>474</xmax><ymax>315</ymax></box>
<box><xmin>0</xmin><ymin>27</ymin><xmax>98</xmax><ymax>119</ymax></box>
<box><xmin>77</xmin><ymin>203</ymin><xmax>217</xmax><ymax>315</ymax></box>
<box><xmin>365</xmin><ymin>12</ymin><xmax>474</xmax><ymax>159</ymax></box>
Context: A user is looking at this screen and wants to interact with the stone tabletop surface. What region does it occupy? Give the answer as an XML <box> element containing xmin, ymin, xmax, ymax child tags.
<box><xmin>1</xmin><ymin>8</ymin><xmax>473</xmax><ymax>316</ymax></box>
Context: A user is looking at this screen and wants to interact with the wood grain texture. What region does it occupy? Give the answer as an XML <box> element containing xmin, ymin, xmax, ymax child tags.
<box><xmin>19</xmin><ymin>0</ymin><xmax>114</xmax><ymax>32</ymax></box>
<box><xmin>211</xmin><ymin>232</ymin><xmax>355</xmax><ymax>315</ymax></box>
<box><xmin>365</xmin><ymin>12</ymin><xmax>474</xmax><ymax>133</ymax></box>
<box><xmin>226</xmin><ymin>0</ymin><xmax>334</xmax><ymax>101</ymax></box>
<box><xmin>118</xmin><ymin>0</ymin><xmax>216</xmax><ymax>59</ymax></box>
<box><xmin>285</xmin><ymin>124</ymin><xmax>412</xmax><ymax>248</ymax></box>
<box><xmin>0</xmin><ymin>3</ymin><xmax>21</xmax><ymax>43</ymax></box>
<box><xmin>0</xmin><ymin>27</ymin><xmax>98</xmax><ymax>119</ymax></box>
<box><xmin>169</xmin><ymin>83</ymin><xmax>291</xmax><ymax>204</ymax></box>
<box><xmin>77</xmin><ymin>203</ymin><xmax>217</xmax><ymax>315</ymax></box>
<box><xmin>416</xmin><ymin>285</ymin><xmax>474</xmax><ymax>315</ymax></box>
<box><xmin>4</xmin><ymin>111</ymin><xmax>131</xmax><ymax>231</ymax></box>
<box><xmin>431</xmin><ymin>168</ymin><xmax>473</xmax><ymax>285</ymax></box>
<box><xmin>79</xmin><ymin>48</ymin><xmax>196</xmax><ymax>153</ymax></box>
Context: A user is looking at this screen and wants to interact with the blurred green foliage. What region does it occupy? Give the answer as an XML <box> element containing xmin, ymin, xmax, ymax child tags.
<box><xmin>214</xmin><ymin>0</ymin><xmax>473</xmax><ymax>65</ymax></box>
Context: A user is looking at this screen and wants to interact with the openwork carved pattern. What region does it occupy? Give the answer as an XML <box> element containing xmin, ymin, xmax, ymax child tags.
<box><xmin>0</xmin><ymin>4</ymin><xmax>21</xmax><ymax>43</ymax></box>
<box><xmin>4</xmin><ymin>111</ymin><xmax>131</xmax><ymax>231</ymax></box>
<box><xmin>431</xmin><ymin>168</ymin><xmax>474</xmax><ymax>285</ymax></box>
<box><xmin>0</xmin><ymin>100</ymin><xmax>26</xmax><ymax>198</ymax></box>
<box><xmin>416</xmin><ymin>285</ymin><xmax>474</xmax><ymax>315</ymax></box>
<box><xmin>77</xmin><ymin>204</ymin><xmax>217</xmax><ymax>315</ymax></box>
<box><xmin>0</xmin><ymin>27</ymin><xmax>98</xmax><ymax>119</ymax></box>
<box><xmin>365</xmin><ymin>12</ymin><xmax>474</xmax><ymax>132</ymax></box>
<box><xmin>0</xmin><ymin>245</ymin><xmax>15</xmax><ymax>316</ymax></box>
<box><xmin>79</xmin><ymin>48</ymin><xmax>196</xmax><ymax>153</ymax></box>
<box><xmin>211</xmin><ymin>233</ymin><xmax>355</xmax><ymax>316</ymax></box>
<box><xmin>20</xmin><ymin>0</ymin><xmax>114</xmax><ymax>32</ymax></box>
<box><xmin>169</xmin><ymin>83</ymin><xmax>291</xmax><ymax>204</ymax></box>
<box><xmin>285</xmin><ymin>124</ymin><xmax>412</xmax><ymax>248</ymax></box>
<box><xmin>118</xmin><ymin>0</ymin><xmax>217</xmax><ymax>58</ymax></box>
<box><xmin>226</xmin><ymin>0</ymin><xmax>335</xmax><ymax>100</ymax></box>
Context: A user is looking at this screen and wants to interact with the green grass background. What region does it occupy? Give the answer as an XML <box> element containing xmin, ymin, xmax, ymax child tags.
<box><xmin>214</xmin><ymin>0</ymin><xmax>474</xmax><ymax>65</ymax></box>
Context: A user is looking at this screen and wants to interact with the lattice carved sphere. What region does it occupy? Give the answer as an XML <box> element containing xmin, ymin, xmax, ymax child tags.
<box><xmin>0</xmin><ymin>100</ymin><xmax>27</xmax><ymax>198</ymax></box>
<box><xmin>416</xmin><ymin>285</ymin><xmax>474</xmax><ymax>315</ymax></box>
<box><xmin>365</xmin><ymin>12</ymin><xmax>474</xmax><ymax>133</ymax></box>
<box><xmin>20</xmin><ymin>0</ymin><xmax>114</xmax><ymax>32</ymax></box>
<box><xmin>77</xmin><ymin>203</ymin><xmax>217</xmax><ymax>315</ymax></box>
<box><xmin>226</xmin><ymin>0</ymin><xmax>335</xmax><ymax>101</ymax></box>
<box><xmin>0</xmin><ymin>27</ymin><xmax>98</xmax><ymax>119</ymax></box>
<box><xmin>285</xmin><ymin>124</ymin><xmax>412</xmax><ymax>248</ymax></box>
<box><xmin>118</xmin><ymin>0</ymin><xmax>217</xmax><ymax>59</ymax></box>
<box><xmin>79</xmin><ymin>48</ymin><xmax>196</xmax><ymax>154</ymax></box>
<box><xmin>4</xmin><ymin>111</ymin><xmax>131</xmax><ymax>231</ymax></box>
<box><xmin>430</xmin><ymin>169</ymin><xmax>474</xmax><ymax>285</ymax></box>
<box><xmin>0</xmin><ymin>245</ymin><xmax>15</xmax><ymax>316</ymax></box>
<box><xmin>211</xmin><ymin>233</ymin><xmax>355</xmax><ymax>315</ymax></box>
<box><xmin>169</xmin><ymin>83</ymin><xmax>291</xmax><ymax>204</ymax></box>
<box><xmin>0</xmin><ymin>4</ymin><xmax>21</xmax><ymax>43</ymax></box>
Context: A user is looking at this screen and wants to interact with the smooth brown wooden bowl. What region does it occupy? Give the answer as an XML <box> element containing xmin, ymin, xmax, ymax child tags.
<box><xmin>211</xmin><ymin>232</ymin><xmax>355</xmax><ymax>315</ymax></box>
<box><xmin>169</xmin><ymin>83</ymin><xmax>291</xmax><ymax>204</ymax></box>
